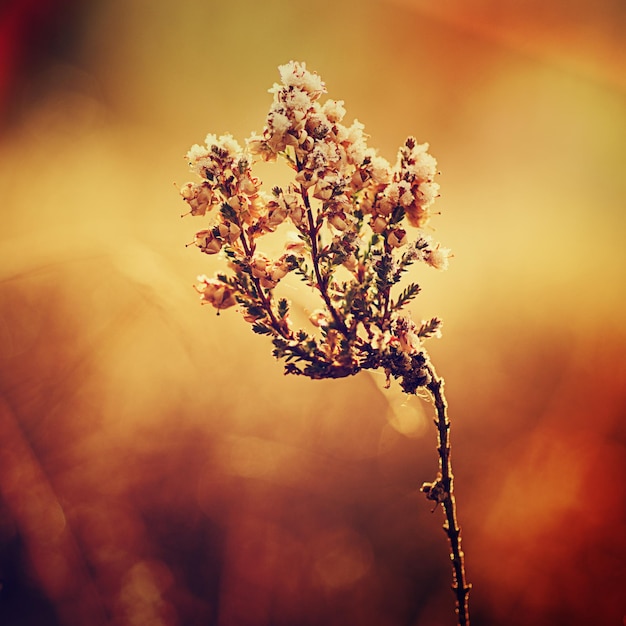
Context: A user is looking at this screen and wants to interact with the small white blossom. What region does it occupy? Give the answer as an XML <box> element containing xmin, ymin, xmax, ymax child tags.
<box><xmin>322</xmin><ymin>99</ymin><xmax>346</xmax><ymax>123</ymax></box>
<box><xmin>277</xmin><ymin>61</ymin><xmax>326</xmax><ymax>97</ymax></box>
<box><xmin>425</xmin><ymin>245</ymin><xmax>452</xmax><ymax>270</ymax></box>
<box><xmin>194</xmin><ymin>229</ymin><xmax>222</xmax><ymax>255</ymax></box>
<box><xmin>180</xmin><ymin>61</ymin><xmax>451</xmax><ymax>387</ymax></box>
<box><xmin>194</xmin><ymin>275</ymin><xmax>237</xmax><ymax>309</ymax></box>
<box><xmin>180</xmin><ymin>182</ymin><xmax>214</xmax><ymax>216</ymax></box>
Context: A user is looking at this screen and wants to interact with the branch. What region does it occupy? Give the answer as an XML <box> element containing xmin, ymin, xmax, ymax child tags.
<box><xmin>422</xmin><ymin>364</ymin><xmax>471</xmax><ymax>626</ymax></box>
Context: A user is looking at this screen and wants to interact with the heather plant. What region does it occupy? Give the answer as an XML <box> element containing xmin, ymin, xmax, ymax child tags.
<box><xmin>179</xmin><ymin>61</ymin><xmax>470</xmax><ymax>625</ymax></box>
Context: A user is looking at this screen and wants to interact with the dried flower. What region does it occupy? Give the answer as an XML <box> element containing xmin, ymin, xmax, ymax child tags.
<box><xmin>178</xmin><ymin>62</ymin><xmax>470</xmax><ymax>626</ymax></box>
<box><xmin>425</xmin><ymin>245</ymin><xmax>452</xmax><ymax>271</ymax></box>
<box><xmin>179</xmin><ymin>61</ymin><xmax>449</xmax><ymax>389</ymax></box>
<box><xmin>194</xmin><ymin>275</ymin><xmax>237</xmax><ymax>309</ymax></box>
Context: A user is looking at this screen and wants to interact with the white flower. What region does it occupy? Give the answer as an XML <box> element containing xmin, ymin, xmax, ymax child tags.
<box><xmin>267</xmin><ymin>202</ymin><xmax>289</xmax><ymax>230</ymax></box>
<box><xmin>269</xmin><ymin>109</ymin><xmax>291</xmax><ymax>135</ymax></box>
<box><xmin>194</xmin><ymin>229</ymin><xmax>222</xmax><ymax>255</ymax></box>
<box><xmin>246</xmin><ymin>133</ymin><xmax>275</xmax><ymax>161</ymax></box>
<box><xmin>186</xmin><ymin>143</ymin><xmax>211</xmax><ymax>177</ymax></box>
<box><xmin>194</xmin><ymin>275</ymin><xmax>237</xmax><ymax>309</ymax></box>
<box><xmin>411</xmin><ymin>148</ymin><xmax>438</xmax><ymax>181</ymax></box>
<box><xmin>250</xmin><ymin>253</ymin><xmax>270</xmax><ymax>278</ymax></box>
<box><xmin>370</xmin><ymin>215</ymin><xmax>387</xmax><ymax>234</ymax></box>
<box><xmin>277</xmin><ymin>61</ymin><xmax>326</xmax><ymax>96</ymax></box>
<box><xmin>215</xmin><ymin>133</ymin><xmax>242</xmax><ymax>157</ymax></box>
<box><xmin>425</xmin><ymin>245</ymin><xmax>452</xmax><ymax>270</ymax></box>
<box><xmin>180</xmin><ymin>182</ymin><xmax>214</xmax><ymax>216</ymax></box>
<box><xmin>281</xmin><ymin>88</ymin><xmax>312</xmax><ymax>112</ymax></box>
<box><xmin>367</xmin><ymin>154</ymin><xmax>392</xmax><ymax>185</ymax></box>
<box><xmin>387</xmin><ymin>228</ymin><xmax>407</xmax><ymax>248</ymax></box>
<box><xmin>327</xmin><ymin>210</ymin><xmax>350</xmax><ymax>232</ymax></box>
<box><xmin>217</xmin><ymin>222</ymin><xmax>242</xmax><ymax>243</ymax></box>
<box><xmin>322</xmin><ymin>99</ymin><xmax>346</xmax><ymax>123</ymax></box>
<box><xmin>416</xmin><ymin>181</ymin><xmax>440</xmax><ymax>206</ymax></box>
<box><xmin>399</xmin><ymin>187</ymin><xmax>414</xmax><ymax>208</ymax></box>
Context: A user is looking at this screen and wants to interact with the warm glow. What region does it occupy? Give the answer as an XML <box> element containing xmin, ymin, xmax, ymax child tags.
<box><xmin>0</xmin><ymin>1</ymin><xmax>624</xmax><ymax>625</ymax></box>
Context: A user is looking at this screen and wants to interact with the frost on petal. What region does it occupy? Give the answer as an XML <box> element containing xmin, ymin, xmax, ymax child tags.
<box><xmin>322</xmin><ymin>99</ymin><xmax>346</xmax><ymax>123</ymax></box>
<box><xmin>416</xmin><ymin>181</ymin><xmax>440</xmax><ymax>206</ymax></box>
<box><xmin>219</xmin><ymin>133</ymin><xmax>242</xmax><ymax>156</ymax></box>
<box><xmin>186</xmin><ymin>144</ymin><xmax>211</xmax><ymax>177</ymax></box>
<box><xmin>412</xmin><ymin>150</ymin><xmax>438</xmax><ymax>181</ymax></box>
<box><xmin>367</xmin><ymin>154</ymin><xmax>392</xmax><ymax>185</ymax></box>
<box><xmin>270</xmin><ymin>110</ymin><xmax>291</xmax><ymax>135</ymax></box>
<box><xmin>278</xmin><ymin>61</ymin><xmax>326</xmax><ymax>96</ymax></box>
<box><xmin>424</xmin><ymin>245</ymin><xmax>452</xmax><ymax>270</ymax></box>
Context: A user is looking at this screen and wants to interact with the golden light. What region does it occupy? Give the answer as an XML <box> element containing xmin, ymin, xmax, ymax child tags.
<box><xmin>0</xmin><ymin>1</ymin><xmax>624</xmax><ymax>625</ymax></box>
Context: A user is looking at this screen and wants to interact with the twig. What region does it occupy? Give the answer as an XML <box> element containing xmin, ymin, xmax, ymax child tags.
<box><xmin>423</xmin><ymin>363</ymin><xmax>471</xmax><ymax>626</ymax></box>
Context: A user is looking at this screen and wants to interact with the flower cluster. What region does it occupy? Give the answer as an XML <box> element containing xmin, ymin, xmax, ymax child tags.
<box><xmin>180</xmin><ymin>61</ymin><xmax>451</xmax><ymax>393</ymax></box>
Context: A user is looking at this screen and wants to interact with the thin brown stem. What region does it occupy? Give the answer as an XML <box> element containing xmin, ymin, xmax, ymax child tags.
<box><xmin>238</xmin><ymin>230</ymin><xmax>290</xmax><ymax>338</ymax></box>
<box><xmin>424</xmin><ymin>363</ymin><xmax>471</xmax><ymax>626</ymax></box>
<box><xmin>299</xmin><ymin>184</ymin><xmax>349</xmax><ymax>336</ymax></box>
<box><xmin>380</xmin><ymin>240</ymin><xmax>393</xmax><ymax>326</ymax></box>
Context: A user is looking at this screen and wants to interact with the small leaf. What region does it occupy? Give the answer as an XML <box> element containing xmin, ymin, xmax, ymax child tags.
<box><xmin>392</xmin><ymin>283</ymin><xmax>421</xmax><ymax>311</ymax></box>
<box><xmin>418</xmin><ymin>317</ymin><xmax>443</xmax><ymax>339</ymax></box>
<box><xmin>277</xmin><ymin>298</ymin><xmax>289</xmax><ymax>319</ymax></box>
<box><xmin>220</xmin><ymin>202</ymin><xmax>238</xmax><ymax>222</ymax></box>
<box><xmin>252</xmin><ymin>323</ymin><xmax>273</xmax><ymax>336</ymax></box>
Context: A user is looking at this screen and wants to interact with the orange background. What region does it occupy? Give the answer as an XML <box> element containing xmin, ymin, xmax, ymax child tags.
<box><xmin>0</xmin><ymin>1</ymin><xmax>625</xmax><ymax>625</ymax></box>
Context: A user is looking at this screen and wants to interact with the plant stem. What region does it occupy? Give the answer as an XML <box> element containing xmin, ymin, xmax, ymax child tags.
<box><xmin>238</xmin><ymin>230</ymin><xmax>290</xmax><ymax>338</ymax></box>
<box><xmin>424</xmin><ymin>363</ymin><xmax>471</xmax><ymax>626</ymax></box>
<box><xmin>299</xmin><ymin>184</ymin><xmax>350</xmax><ymax>336</ymax></box>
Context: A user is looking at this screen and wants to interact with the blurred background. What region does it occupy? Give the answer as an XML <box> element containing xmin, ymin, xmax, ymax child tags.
<box><xmin>0</xmin><ymin>1</ymin><xmax>625</xmax><ymax>625</ymax></box>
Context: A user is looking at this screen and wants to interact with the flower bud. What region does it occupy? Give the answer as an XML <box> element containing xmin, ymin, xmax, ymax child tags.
<box><xmin>370</xmin><ymin>215</ymin><xmax>387</xmax><ymax>234</ymax></box>
<box><xmin>313</xmin><ymin>180</ymin><xmax>335</xmax><ymax>201</ymax></box>
<box><xmin>194</xmin><ymin>275</ymin><xmax>237</xmax><ymax>309</ymax></box>
<box><xmin>251</xmin><ymin>253</ymin><xmax>270</xmax><ymax>278</ymax></box>
<box><xmin>387</xmin><ymin>228</ymin><xmax>407</xmax><ymax>248</ymax></box>
<box><xmin>328</xmin><ymin>211</ymin><xmax>350</xmax><ymax>231</ymax></box>
<box><xmin>295</xmin><ymin>169</ymin><xmax>318</xmax><ymax>189</ymax></box>
<box><xmin>218</xmin><ymin>222</ymin><xmax>242</xmax><ymax>243</ymax></box>
<box><xmin>181</xmin><ymin>182</ymin><xmax>213</xmax><ymax>216</ymax></box>
<box><xmin>194</xmin><ymin>229</ymin><xmax>222</xmax><ymax>254</ymax></box>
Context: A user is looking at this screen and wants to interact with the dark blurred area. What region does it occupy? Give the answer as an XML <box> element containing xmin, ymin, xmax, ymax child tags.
<box><xmin>1</xmin><ymin>1</ymin><xmax>625</xmax><ymax>625</ymax></box>
<box><xmin>0</xmin><ymin>0</ymin><xmax>93</xmax><ymax>132</ymax></box>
